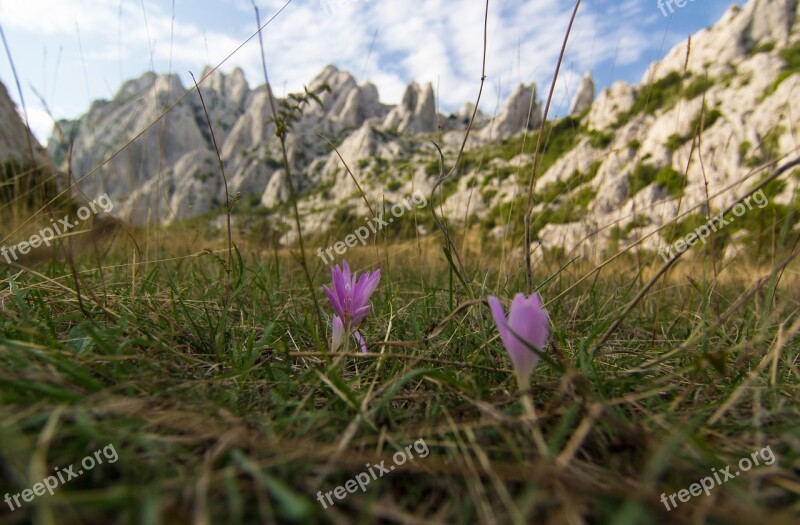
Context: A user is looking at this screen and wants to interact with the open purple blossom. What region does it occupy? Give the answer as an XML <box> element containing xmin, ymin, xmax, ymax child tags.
<box><xmin>323</xmin><ymin>260</ymin><xmax>381</xmax><ymax>353</ymax></box>
<box><xmin>488</xmin><ymin>293</ymin><xmax>550</xmax><ymax>385</ymax></box>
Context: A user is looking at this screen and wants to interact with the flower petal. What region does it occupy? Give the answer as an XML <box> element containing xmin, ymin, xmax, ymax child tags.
<box><xmin>488</xmin><ymin>296</ymin><xmax>511</xmax><ymax>350</ymax></box>
<box><xmin>332</xmin><ymin>264</ymin><xmax>347</xmax><ymax>299</ymax></box>
<box><xmin>354</xmin><ymin>330</ymin><xmax>368</xmax><ymax>353</ymax></box>
<box><xmin>352</xmin><ymin>269</ymin><xmax>381</xmax><ymax>309</ymax></box>
<box><xmin>331</xmin><ymin>315</ymin><xmax>345</xmax><ymax>351</ymax></box>
<box><xmin>351</xmin><ymin>305</ymin><xmax>371</xmax><ymax>327</ymax></box>
<box><xmin>341</xmin><ymin>260</ymin><xmax>351</xmax><ymax>286</ymax></box>
<box><xmin>323</xmin><ymin>284</ymin><xmax>344</xmax><ymax>319</ymax></box>
<box><xmin>508</xmin><ymin>293</ymin><xmax>549</xmax><ymax>351</ymax></box>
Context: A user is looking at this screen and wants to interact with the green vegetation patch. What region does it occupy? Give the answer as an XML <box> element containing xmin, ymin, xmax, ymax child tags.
<box><xmin>750</xmin><ymin>41</ymin><xmax>776</xmax><ymax>55</ymax></box>
<box><xmin>745</xmin><ymin>126</ymin><xmax>784</xmax><ymax>167</ymax></box>
<box><xmin>614</xmin><ymin>71</ymin><xmax>684</xmax><ymax>126</ymax></box>
<box><xmin>655</xmin><ymin>166</ymin><xmax>685</xmax><ymax>198</ymax></box>
<box><xmin>539</xmin><ymin>161</ymin><xmax>602</xmax><ymax>204</ymax></box>
<box><xmin>629</xmin><ymin>162</ymin><xmax>660</xmax><ymax>196</ymax></box>
<box><xmin>763</xmin><ymin>40</ymin><xmax>800</xmax><ymax>96</ymax></box>
<box><xmin>683</xmin><ymin>76</ymin><xmax>715</xmax><ymax>100</ymax></box>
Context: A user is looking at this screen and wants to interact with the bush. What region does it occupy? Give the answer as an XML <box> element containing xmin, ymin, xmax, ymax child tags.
<box><xmin>749</xmin><ymin>176</ymin><xmax>786</xmax><ymax>200</ymax></box>
<box><xmin>739</xmin><ymin>140</ymin><xmax>752</xmax><ymax>159</ymax></box>
<box><xmin>629</xmin><ymin>162</ymin><xmax>660</xmax><ymax>196</ymax></box>
<box><xmin>481</xmin><ymin>188</ymin><xmax>497</xmax><ymax>202</ymax></box>
<box><xmin>425</xmin><ymin>160</ymin><xmax>441</xmax><ymax>177</ymax></box>
<box><xmin>665</xmin><ymin>133</ymin><xmax>684</xmax><ymax>152</ymax></box>
<box><xmin>587</xmin><ymin>130</ymin><xmax>613</xmax><ymax>149</ymax></box>
<box><xmin>688</xmin><ymin>107</ymin><xmax>723</xmax><ymax>135</ymax></box>
<box><xmin>763</xmin><ymin>40</ymin><xmax>800</xmax><ymax>95</ymax></box>
<box><xmin>747</xmin><ymin>126</ymin><xmax>784</xmax><ymax>166</ymax></box>
<box><xmin>615</xmin><ymin>71</ymin><xmax>684</xmax><ymax>126</ymax></box>
<box><xmin>751</xmin><ymin>41</ymin><xmax>776</xmax><ymax>55</ymax></box>
<box><xmin>655</xmin><ymin>166</ymin><xmax>684</xmax><ymax>197</ymax></box>
<box><xmin>539</xmin><ymin>163</ymin><xmax>602</xmax><ymax>204</ymax></box>
<box><xmin>683</xmin><ymin>76</ymin><xmax>715</xmax><ymax>99</ymax></box>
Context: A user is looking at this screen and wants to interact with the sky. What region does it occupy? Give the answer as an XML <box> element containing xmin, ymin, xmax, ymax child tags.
<box><xmin>0</xmin><ymin>0</ymin><xmax>740</xmax><ymax>143</ymax></box>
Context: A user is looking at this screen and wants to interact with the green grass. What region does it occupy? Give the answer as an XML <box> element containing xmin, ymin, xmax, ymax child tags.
<box><xmin>665</xmin><ymin>107</ymin><xmax>723</xmax><ymax>151</ymax></box>
<box><xmin>665</xmin><ymin>133</ymin><xmax>684</xmax><ymax>152</ymax></box>
<box><xmin>587</xmin><ymin>129</ymin><xmax>613</xmax><ymax>149</ymax></box>
<box><xmin>1</xmin><ymin>223</ymin><xmax>799</xmax><ymax>524</ymax></box>
<box><xmin>461</xmin><ymin>115</ymin><xmax>583</xmax><ymax>177</ymax></box>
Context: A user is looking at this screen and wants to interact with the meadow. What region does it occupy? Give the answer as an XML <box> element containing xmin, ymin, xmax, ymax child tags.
<box><xmin>0</xmin><ymin>206</ymin><xmax>798</xmax><ymax>523</ymax></box>
<box><xmin>1</xmin><ymin>1</ymin><xmax>800</xmax><ymax>523</ymax></box>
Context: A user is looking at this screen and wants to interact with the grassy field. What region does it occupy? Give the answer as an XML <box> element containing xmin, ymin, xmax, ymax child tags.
<box><xmin>1</xmin><ymin>216</ymin><xmax>799</xmax><ymax>524</ymax></box>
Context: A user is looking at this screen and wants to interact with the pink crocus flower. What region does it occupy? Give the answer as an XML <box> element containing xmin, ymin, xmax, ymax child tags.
<box><xmin>323</xmin><ymin>260</ymin><xmax>381</xmax><ymax>353</ymax></box>
<box><xmin>488</xmin><ymin>293</ymin><xmax>550</xmax><ymax>384</ymax></box>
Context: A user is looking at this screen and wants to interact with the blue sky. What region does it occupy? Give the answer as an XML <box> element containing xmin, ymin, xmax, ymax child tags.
<box><xmin>0</xmin><ymin>0</ymin><xmax>740</xmax><ymax>143</ymax></box>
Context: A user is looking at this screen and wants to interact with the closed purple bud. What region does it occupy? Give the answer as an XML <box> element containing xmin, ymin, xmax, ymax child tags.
<box><xmin>488</xmin><ymin>294</ymin><xmax>550</xmax><ymax>384</ymax></box>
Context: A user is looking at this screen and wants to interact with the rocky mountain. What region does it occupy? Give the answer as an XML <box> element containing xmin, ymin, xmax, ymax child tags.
<box><xmin>46</xmin><ymin>59</ymin><xmax>542</xmax><ymax>227</ymax></box>
<box><xmin>45</xmin><ymin>0</ymin><xmax>800</xmax><ymax>260</ymax></box>
<box><xmin>0</xmin><ymin>81</ymin><xmax>55</xmax><ymax>207</ymax></box>
<box><xmin>0</xmin><ymin>82</ymin><xmax>50</xmax><ymax>168</ymax></box>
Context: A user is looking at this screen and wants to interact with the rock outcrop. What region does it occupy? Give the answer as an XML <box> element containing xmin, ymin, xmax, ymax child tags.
<box><xmin>0</xmin><ymin>81</ymin><xmax>49</xmax><ymax>167</ymax></box>
<box><xmin>485</xmin><ymin>83</ymin><xmax>543</xmax><ymax>139</ymax></box>
<box><xmin>587</xmin><ymin>81</ymin><xmax>636</xmax><ymax>131</ymax></box>
<box><xmin>643</xmin><ymin>0</ymin><xmax>798</xmax><ymax>83</ymax></box>
<box><xmin>382</xmin><ymin>81</ymin><xmax>437</xmax><ymax>134</ymax></box>
<box><xmin>570</xmin><ymin>72</ymin><xmax>595</xmax><ymax>115</ymax></box>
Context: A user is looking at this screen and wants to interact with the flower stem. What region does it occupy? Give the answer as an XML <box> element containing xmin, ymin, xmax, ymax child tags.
<box><xmin>517</xmin><ymin>373</ymin><xmax>549</xmax><ymax>458</ymax></box>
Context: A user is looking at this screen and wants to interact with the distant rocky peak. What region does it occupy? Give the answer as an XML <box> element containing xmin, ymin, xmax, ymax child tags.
<box><xmin>570</xmin><ymin>72</ymin><xmax>595</xmax><ymax>116</ymax></box>
<box><xmin>487</xmin><ymin>82</ymin><xmax>542</xmax><ymax>139</ymax></box>
<box><xmin>381</xmin><ymin>81</ymin><xmax>437</xmax><ymax>134</ymax></box>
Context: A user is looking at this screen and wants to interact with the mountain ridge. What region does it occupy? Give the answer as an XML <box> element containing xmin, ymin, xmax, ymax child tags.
<box><xmin>25</xmin><ymin>0</ymin><xmax>800</xmax><ymax>260</ymax></box>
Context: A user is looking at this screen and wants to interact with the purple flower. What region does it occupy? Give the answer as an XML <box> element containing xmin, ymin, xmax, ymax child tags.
<box><xmin>323</xmin><ymin>260</ymin><xmax>381</xmax><ymax>353</ymax></box>
<box><xmin>488</xmin><ymin>293</ymin><xmax>550</xmax><ymax>384</ymax></box>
